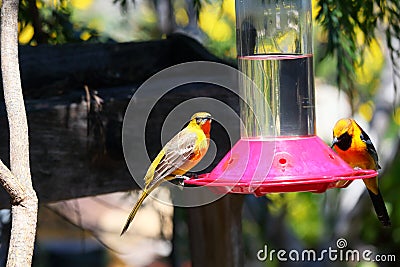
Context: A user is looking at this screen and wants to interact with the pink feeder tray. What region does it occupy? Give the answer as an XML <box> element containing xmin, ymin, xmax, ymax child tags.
<box><xmin>184</xmin><ymin>135</ymin><xmax>377</xmax><ymax>196</ymax></box>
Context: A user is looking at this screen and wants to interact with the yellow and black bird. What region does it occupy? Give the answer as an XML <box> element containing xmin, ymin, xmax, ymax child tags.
<box><xmin>121</xmin><ymin>112</ymin><xmax>212</xmax><ymax>235</ymax></box>
<box><xmin>331</xmin><ymin>118</ymin><xmax>391</xmax><ymax>227</ymax></box>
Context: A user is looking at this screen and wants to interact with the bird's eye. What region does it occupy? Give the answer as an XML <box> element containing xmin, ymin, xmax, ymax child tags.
<box><xmin>196</xmin><ymin>118</ymin><xmax>202</xmax><ymax>124</ymax></box>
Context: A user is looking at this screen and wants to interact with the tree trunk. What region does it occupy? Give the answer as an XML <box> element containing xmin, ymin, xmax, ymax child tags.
<box><xmin>154</xmin><ymin>0</ymin><xmax>175</xmax><ymax>35</ymax></box>
<box><xmin>1</xmin><ymin>0</ymin><xmax>38</xmax><ymax>266</ymax></box>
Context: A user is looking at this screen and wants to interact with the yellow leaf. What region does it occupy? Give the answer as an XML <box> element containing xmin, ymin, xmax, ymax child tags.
<box><xmin>19</xmin><ymin>23</ymin><xmax>34</xmax><ymax>44</ymax></box>
<box><xmin>175</xmin><ymin>7</ymin><xmax>189</xmax><ymax>27</ymax></box>
<box><xmin>358</xmin><ymin>101</ymin><xmax>375</xmax><ymax>122</ymax></box>
<box><xmin>223</xmin><ymin>0</ymin><xmax>235</xmax><ymax>21</ymax></box>
<box><xmin>394</xmin><ymin>107</ymin><xmax>400</xmax><ymax>126</ymax></box>
<box><xmin>80</xmin><ymin>31</ymin><xmax>91</xmax><ymax>41</ymax></box>
<box><xmin>199</xmin><ymin>7</ymin><xmax>232</xmax><ymax>42</ymax></box>
<box><xmin>71</xmin><ymin>0</ymin><xmax>93</xmax><ymax>10</ymax></box>
<box><xmin>354</xmin><ymin>39</ymin><xmax>384</xmax><ymax>85</ymax></box>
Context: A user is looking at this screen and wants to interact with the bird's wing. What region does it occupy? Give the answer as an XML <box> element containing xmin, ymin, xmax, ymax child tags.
<box><xmin>359</xmin><ymin>126</ymin><xmax>380</xmax><ymax>169</ymax></box>
<box><xmin>146</xmin><ymin>130</ymin><xmax>198</xmax><ymax>189</ymax></box>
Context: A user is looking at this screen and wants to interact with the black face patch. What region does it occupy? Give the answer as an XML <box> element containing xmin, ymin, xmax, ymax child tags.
<box><xmin>196</xmin><ymin>117</ymin><xmax>212</xmax><ymax>125</ymax></box>
<box><xmin>335</xmin><ymin>132</ymin><xmax>352</xmax><ymax>151</ymax></box>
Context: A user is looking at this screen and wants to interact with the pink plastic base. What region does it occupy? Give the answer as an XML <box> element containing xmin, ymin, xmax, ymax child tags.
<box><xmin>184</xmin><ymin>136</ymin><xmax>377</xmax><ymax>196</ymax></box>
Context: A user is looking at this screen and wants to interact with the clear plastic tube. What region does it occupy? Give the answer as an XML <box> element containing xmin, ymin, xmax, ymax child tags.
<box><xmin>236</xmin><ymin>0</ymin><xmax>315</xmax><ymax>137</ymax></box>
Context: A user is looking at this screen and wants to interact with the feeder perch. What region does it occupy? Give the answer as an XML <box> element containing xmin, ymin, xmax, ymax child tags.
<box><xmin>184</xmin><ymin>0</ymin><xmax>378</xmax><ymax>194</ymax></box>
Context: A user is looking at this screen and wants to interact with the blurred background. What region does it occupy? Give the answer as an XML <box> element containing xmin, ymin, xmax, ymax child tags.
<box><xmin>1</xmin><ymin>0</ymin><xmax>399</xmax><ymax>266</ymax></box>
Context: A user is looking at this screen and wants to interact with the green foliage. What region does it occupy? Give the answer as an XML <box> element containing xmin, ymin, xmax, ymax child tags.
<box><xmin>268</xmin><ymin>193</ymin><xmax>323</xmax><ymax>245</ymax></box>
<box><xmin>316</xmin><ymin>0</ymin><xmax>400</xmax><ymax>111</ymax></box>
<box><xmin>18</xmin><ymin>0</ymin><xmax>101</xmax><ymax>45</ymax></box>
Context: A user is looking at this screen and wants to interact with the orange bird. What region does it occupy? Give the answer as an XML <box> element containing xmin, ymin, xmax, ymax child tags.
<box><xmin>121</xmin><ymin>112</ymin><xmax>212</xmax><ymax>235</ymax></box>
<box><xmin>331</xmin><ymin>118</ymin><xmax>391</xmax><ymax>227</ymax></box>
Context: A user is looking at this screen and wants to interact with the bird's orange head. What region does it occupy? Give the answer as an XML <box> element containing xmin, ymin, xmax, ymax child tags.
<box><xmin>190</xmin><ymin>112</ymin><xmax>212</xmax><ymax>136</ymax></box>
<box><xmin>331</xmin><ymin>118</ymin><xmax>355</xmax><ymax>151</ymax></box>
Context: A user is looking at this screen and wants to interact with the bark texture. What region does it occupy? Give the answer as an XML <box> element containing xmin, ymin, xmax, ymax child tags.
<box><xmin>1</xmin><ymin>0</ymin><xmax>38</xmax><ymax>266</ymax></box>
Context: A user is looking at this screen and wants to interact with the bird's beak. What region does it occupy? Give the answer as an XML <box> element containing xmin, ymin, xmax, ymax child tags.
<box><xmin>331</xmin><ymin>137</ymin><xmax>338</xmax><ymax>148</ymax></box>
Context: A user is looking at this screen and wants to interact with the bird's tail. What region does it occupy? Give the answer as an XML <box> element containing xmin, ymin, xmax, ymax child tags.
<box><xmin>120</xmin><ymin>191</ymin><xmax>149</xmax><ymax>236</ymax></box>
<box><xmin>367</xmin><ymin>189</ymin><xmax>391</xmax><ymax>227</ymax></box>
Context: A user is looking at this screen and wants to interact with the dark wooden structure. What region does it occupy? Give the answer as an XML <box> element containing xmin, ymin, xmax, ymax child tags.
<box><xmin>0</xmin><ymin>34</ymin><xmax>244</xmax><ymax>267</ymax></box>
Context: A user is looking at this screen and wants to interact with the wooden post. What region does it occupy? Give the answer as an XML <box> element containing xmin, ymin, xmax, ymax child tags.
<box><xmin>188</xmin><ymin>194</ymin><xmax>245</xmax><ymax>267</ymax></box>
<box><xmin>0</xmin><ymin>36</ymin><xmax>238</xmax><ymax>207</ymax></box>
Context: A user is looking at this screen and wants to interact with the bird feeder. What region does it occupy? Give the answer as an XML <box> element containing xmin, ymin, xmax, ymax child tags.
<box><xmin>185</xmin><ymin>0</ymin><xmax>377</xmax><ymax>195</ymax></box>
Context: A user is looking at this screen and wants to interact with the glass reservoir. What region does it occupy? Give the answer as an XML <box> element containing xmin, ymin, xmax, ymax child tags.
<box><xmin>236</xmin><ymin>0</ymin><xmax>315</xmax><ymax>137</ymax></box>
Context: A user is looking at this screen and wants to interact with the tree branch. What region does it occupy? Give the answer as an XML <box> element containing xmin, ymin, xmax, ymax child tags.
<box><xmin>0</xmin><ymin>160</ymin><xmax>25</xmax><ymax>204</ymax></box>
<box><xmin>1</xmin><ymin>0</ymin><xmax>38</xmax><ymax>266</ymax></box>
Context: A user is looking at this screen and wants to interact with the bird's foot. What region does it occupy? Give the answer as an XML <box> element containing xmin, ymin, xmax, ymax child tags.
<box><xmin>173</xmin><ymin>175</ymin><xmax>191</xmax><ymax>187</ymax></box>
<box><xmin>185</xmin><ymin>172</ymin><xmax>198</xmax><ymax>179</ymax></box>
<box><xmin>175</xmin><ymin>175</ymin><xmax>191</xmax><ymax>180</ymax></box>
